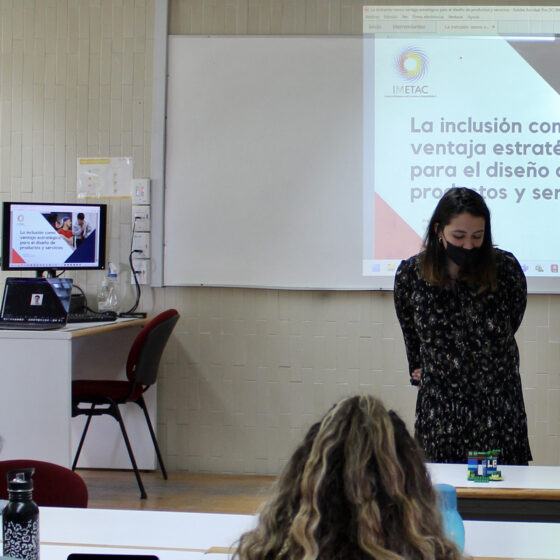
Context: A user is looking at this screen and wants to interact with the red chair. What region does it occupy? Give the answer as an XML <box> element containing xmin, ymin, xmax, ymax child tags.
<box><xmin>71</xmin><ymin>309</ymin><xmax>180</xmax><ymax>499</ymax></box>
<box><xmin>0</xmin><ymin>459</ymin><xmax>88</xmax><ymax>507</ymax></box>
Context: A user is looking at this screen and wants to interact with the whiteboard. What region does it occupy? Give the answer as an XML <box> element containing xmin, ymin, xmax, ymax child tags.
<box><xmin>164</xmin><ymin>36</ymin><xmax>380</xmax><ymax>289</ymax></box>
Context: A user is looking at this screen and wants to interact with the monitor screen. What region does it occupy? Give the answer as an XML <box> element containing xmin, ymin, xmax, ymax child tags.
<box><xmin>1</xmin><ymin>202</ymin><xmax>107</xmax><ymax>274</ymax></box>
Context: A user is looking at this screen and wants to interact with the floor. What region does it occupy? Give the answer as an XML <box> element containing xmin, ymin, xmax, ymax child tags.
<box><xmin>77</xmin><ymin>469</ymin><xmax>276</xmax><ymax>514</ymax></box>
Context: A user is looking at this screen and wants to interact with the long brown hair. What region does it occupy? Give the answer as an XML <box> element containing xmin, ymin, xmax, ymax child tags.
<box><xmin>232</xmin><ymin>395</ymin><xmax>463</xmax><ymax>560</ymax></box>
<box><xmin>420</xmin><ymin>187</ymin><xmax>497</xmax><ymax>289</ymax></box>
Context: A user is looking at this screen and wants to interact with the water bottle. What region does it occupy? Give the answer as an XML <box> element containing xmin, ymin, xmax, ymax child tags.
<box><xmin>2</xmin><ymin>468</ymin><xmax>39</xmax><ymax>560</ymax></box>
<box><xmin>97</xmin><ymin>262</ymin><xmax>119</xmax><ymax>312</ymax></box>
<box><xmin>435</xmin><ymin>483</ymin><xmax>465</xmax><ymax>552</ymax></box>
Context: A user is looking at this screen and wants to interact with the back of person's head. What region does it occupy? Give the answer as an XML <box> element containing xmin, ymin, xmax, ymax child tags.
<box><xmin>233</xmin><ymin>394</ymin><xmax>462</xmax><ymax>560</ymax></box>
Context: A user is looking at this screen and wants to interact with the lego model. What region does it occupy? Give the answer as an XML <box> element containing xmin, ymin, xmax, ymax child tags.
<box><xmin>467</xmin><ymin>450</ymin><xmax>503</xmax><ymax>482</ymax></box>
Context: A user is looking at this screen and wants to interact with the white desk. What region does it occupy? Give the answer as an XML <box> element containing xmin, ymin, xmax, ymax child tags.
<box><xmin>0</xmin><ymin>318</ymin><xmax>155</xmax><ymax>469</ymax></box>
<box><xmin>14</xmin><ymin>507</ymin><xmax>560</xmax><ymax>560</ymax></box>
<box><xmin>464</xmin><ymin>520</ymin><xmax>560</xmax><ymax>559</ymax></box>
<box><xmin>38</xmin><ymin>507</ymin><xmax>255</xmax><ymax>560</ymax></box>
<box><xmin>429</xmin><ymin>463</ymin><xmax>560</xmax><ymax>493</ymax></box>
<box><xmin>428</xmin><ymin>463</ymin><xmax>560</xmax><ymax>521</ymax></box>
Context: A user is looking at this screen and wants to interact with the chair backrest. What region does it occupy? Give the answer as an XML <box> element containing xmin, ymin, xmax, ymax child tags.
<box><xmin>0</xmin><ymin>459</ymin><xmax>88</xmax><ymax>507</ymax></box>
<box><xmin>126</xmin><ymin>309</ymin><xmax>180</xmax><ymax>386</ymax></box>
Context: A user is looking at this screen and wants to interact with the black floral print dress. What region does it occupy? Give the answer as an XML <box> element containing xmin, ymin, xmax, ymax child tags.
<box><xmin>394</xmin><ymin>248</ymin><xmax>532</xmax><ymax>464</ymax></box>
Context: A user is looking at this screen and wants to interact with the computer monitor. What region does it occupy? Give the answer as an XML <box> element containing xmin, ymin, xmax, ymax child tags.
<box><xmin>1</xmin><ymin>202</ymin><xmax>107</xmax><ymax>277</ymax></box>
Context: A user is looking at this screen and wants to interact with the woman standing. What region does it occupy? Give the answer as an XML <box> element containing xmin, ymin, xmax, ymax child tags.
<box><xmin>394</xmin><ymin>187</ymin><xmax>532</xmax><ymax>464</ymax></box>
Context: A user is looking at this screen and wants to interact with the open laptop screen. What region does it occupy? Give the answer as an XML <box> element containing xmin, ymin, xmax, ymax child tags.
<box><xmin>0</xmin><ymin>278</ymin><xmax>72</xmax><ymax>325</ymax></box>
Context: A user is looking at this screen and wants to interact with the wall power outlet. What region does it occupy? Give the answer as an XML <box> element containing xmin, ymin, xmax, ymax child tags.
<box><xmin>133</xmin><ymin>178</ymin><xmax>150</xmax><ymax>204</ymax></box>
<box><xmin>132</xmin><ymin>232</ymin><xmax>150</xmax><ymax>258</ymax></box>
<box><xmin>131</xmin><ymin>258</ymin><xmax>150</xmax><ymax>285</ymax></box>
<box><xmin>132</xmin><ymin>205</ymin><xmax>151</xmax><ymax>232</ymax></box>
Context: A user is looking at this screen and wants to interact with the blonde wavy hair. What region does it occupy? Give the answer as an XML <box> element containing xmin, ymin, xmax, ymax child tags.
<box><xmin>232</xmin><ymin>395</ymin><xmax>463</xmax><ymax>560</ymax></box>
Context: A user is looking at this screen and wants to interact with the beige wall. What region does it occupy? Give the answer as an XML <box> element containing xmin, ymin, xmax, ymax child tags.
<box><xmin>1</xmin><ymin>0</ymin><xmax>559</xmax><ymax>474</ymax></box>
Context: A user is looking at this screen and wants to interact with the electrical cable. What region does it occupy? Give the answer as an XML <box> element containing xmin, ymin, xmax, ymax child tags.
<box><xmin>118</xmin><ymin>217</ymin><xmax>147</xmax><ymax>318</ymax></box>
<box><xmin>71</xmin><ymin>283</ymin><xmax>97</xmax><ymax>313</ymax></box>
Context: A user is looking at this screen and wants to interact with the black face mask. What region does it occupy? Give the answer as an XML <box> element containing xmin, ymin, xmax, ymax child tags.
<box><xmin>444</xmin><ymin>239</ymin><xmax>479</xmax><ymax>268</ymax></box>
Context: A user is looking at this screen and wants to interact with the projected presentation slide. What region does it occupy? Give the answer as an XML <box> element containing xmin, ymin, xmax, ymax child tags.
<box><xmin>363</xmin><ymin>8</ymin><xmax>560</xmax><ymax>282</ymax></box>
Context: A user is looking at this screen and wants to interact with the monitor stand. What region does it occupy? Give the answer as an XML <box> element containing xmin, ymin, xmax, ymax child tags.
<box><xmin>36</xmin><ymin>269</ymin><xmax>57</xmax><ymax>278</ymax></box>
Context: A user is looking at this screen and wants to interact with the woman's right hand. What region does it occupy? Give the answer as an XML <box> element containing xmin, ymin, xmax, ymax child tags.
<box><xmin>411</xmin><ymin>368</ymin><xmax>422</xmax><ymax>385</ymax></box>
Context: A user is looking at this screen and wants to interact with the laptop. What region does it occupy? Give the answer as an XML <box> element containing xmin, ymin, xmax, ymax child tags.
<box><xmin>0</xmin><ymin>277</ymin><xmax>73</xmax><ymax>330</ymax></box>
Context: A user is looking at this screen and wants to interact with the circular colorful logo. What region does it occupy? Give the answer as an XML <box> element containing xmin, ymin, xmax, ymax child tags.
<box><xmin>395</xmin><ymin>47</ymin><xmax>428</xmax><ymax>82</ymax></box>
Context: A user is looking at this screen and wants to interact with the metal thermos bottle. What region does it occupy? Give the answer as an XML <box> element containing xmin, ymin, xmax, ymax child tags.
<box><xmin>2</xmin><ymin>468</ymin><xmax>40</xmax><ymax>560</ymax></box>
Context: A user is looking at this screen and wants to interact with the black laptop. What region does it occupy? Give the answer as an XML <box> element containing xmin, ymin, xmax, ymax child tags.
<box><xmin>0</xmin><ymin>277</ymin><xmax>72</xmax><ymax>330</ymax></box>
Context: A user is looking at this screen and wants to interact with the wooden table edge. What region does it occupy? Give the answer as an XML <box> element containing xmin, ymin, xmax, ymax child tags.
<box><xmin>457</xmin><ymin>487</ymin><xmax>560</xmax><ymax>501</ymax></box>
<box><xmin>69</xmin><ymin>317</ymin><xmax>150</xmax><ymax>338</ymax></box>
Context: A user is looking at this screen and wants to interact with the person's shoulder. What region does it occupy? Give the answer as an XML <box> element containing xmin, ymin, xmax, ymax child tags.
<box><xmin>397</xmin><ymin>253</ymin><xmax>421</xmax><ymax>272</ymax></box>
<box><xmin>494</xmin><ymin>247</ymin><xmax>520</xmax><ymax>267</ymax></box>
<box><xmin>395</xmin><ymin>254</ymin><xmax>423</xmax><ymax>285</ymax></box>
<box><xmin>493</xmin><ymin>248</ymin><xmax>525</xmax><ymax>278</ymax></box>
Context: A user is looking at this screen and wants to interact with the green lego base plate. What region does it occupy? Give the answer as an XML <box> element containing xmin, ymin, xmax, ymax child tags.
<box><xmin>467</xmin><ymin>470</ymin><xmax>503</xmax><ymax>483</ymax></box>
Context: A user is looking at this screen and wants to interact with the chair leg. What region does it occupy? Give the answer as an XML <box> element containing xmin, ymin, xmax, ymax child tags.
<box><xmin>136</xmin><ymin>396</ymin><xmax>168</xmax><ymax>480</ymax></box>
<box><xmin>72</xmin><ymin>404</ymin><xmax>95</xmax><ymax>471</ymax></box>
<box><xmin>112</xmin><ymin>403</ymin><xmax>148</xmax><ymax>499</ymax></box>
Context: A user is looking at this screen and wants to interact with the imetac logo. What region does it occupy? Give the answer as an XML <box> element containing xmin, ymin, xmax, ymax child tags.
<box><xmin>395</xmin><ymin>46</ymin><xmax>428</xmax><ymax>82</ymax></box>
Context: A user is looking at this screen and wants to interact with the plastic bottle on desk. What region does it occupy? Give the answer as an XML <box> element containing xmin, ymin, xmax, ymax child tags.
<box><xmin>435</xmin><ymin>483</ymin><xmax>465</xmax><ymax>552</ymax></box>
<box><xmin>2</xmin><ymin>468</ymin><xmax>39</xmax><ymax>560</ymax></box>
<box><xmin>97</xmin><ymin>262</ymin><xmax>120</xmax><ymax>312</ymax></box>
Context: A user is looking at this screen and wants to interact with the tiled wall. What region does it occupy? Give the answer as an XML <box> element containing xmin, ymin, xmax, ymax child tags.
<box><xmin>2</xmin><ymin>0</ymin><xmax>559</xmax><ymax>474</ymax></box>
<box><xmin>0</xmin><ymin>0</ymin><xmax>154</xmax><ymax>302</ymax></box>
<box><xmin>159</xmin><ymin>285</ymin><xmax>560</xmax><ymax>473</ymax></box>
